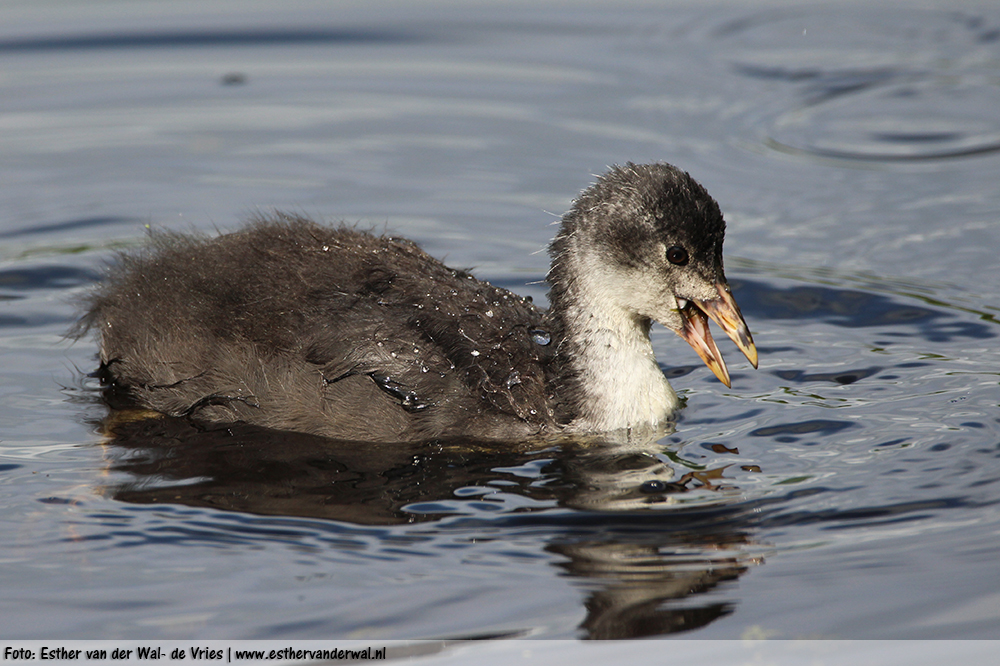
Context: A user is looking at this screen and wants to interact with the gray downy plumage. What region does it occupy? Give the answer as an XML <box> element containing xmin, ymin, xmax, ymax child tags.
<box><xmin>75</xmin><ymin>163</ymin><xmax>757</xmax><ymax>442</ymax></box>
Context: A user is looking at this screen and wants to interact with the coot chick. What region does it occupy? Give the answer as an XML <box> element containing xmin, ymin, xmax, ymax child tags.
<box><xmin>77</xmin><ymin>163</ymin><xmax>757</xmax><ymax>442</ymax></box>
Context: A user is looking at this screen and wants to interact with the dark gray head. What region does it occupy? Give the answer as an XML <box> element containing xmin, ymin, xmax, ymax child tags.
<box><xmin>549</xmin><ymin>162</ymin><xmax>756</xmax><ymax>385</ymax></box>
<box><xmin>572</xmin><ymin>163</ymin><xmax>724</xmax><ymax>266</ymax></box>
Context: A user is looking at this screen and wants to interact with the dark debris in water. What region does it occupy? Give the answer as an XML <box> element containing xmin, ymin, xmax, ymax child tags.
<box><xmin>38</xmin><ymin>496</ymin><xmax>83</xmax><ymax>506</ymax></box>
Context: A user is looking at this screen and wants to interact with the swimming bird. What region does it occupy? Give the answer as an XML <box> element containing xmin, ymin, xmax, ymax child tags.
<box><xmin>77</xmin><ymin>163</ymin><xmax>757</xmax><ymax>442</ymax></box>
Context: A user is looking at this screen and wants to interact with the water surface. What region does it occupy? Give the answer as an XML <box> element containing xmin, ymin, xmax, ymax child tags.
<box><xmin>1</xmin><ymin>0</ymin><xmax>999</xmax><ymax>649</ymax></box>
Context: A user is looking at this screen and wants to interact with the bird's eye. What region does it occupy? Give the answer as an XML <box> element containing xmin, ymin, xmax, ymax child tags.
<box><xmin>666</xmin><ymin>246</ymin><xmax>689</xmax><ymax>266</ymax></box>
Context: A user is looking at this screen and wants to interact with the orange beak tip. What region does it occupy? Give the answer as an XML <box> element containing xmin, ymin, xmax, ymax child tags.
<box><xmin>695</xmin><ymin>283</ymin><xmax>759</xmax><ymax>377</ymax></box>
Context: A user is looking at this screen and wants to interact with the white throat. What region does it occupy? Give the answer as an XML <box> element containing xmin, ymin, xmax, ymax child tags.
<box><xmin>560</xmin><ymin>258</ymin><xmax>680</xmax><ymax>433</ymax></box>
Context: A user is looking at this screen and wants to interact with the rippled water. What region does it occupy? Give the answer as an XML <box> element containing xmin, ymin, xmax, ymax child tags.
<box><xmin>1</xmin><ymin>0</ymin><xmax>999</xmax><ymax>648</ymax></box>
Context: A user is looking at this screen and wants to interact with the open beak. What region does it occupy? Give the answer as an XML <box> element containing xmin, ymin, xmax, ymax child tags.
<box><xmin>676</xmin><ymin>282</ymin><xmax>757</xmax><ymax>387</ymax></box>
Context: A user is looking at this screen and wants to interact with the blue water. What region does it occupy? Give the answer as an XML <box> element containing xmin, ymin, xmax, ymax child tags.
<box><xmin>1</xmin><ymin>0</ymin><xmax>999</xmax><ymax>650</ymax></box>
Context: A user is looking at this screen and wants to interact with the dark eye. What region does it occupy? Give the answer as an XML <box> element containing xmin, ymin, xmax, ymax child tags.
<box><xmin>666</xmin><ymin>246</ymin><xmax>689</xmax><ymax>266</ymax></box>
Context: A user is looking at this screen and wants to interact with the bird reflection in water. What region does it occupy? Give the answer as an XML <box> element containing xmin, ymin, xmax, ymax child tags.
<box><xmin>97</xmin><ymin>413</ymin><xmax>762</xmax><ymax>639</ymax></box>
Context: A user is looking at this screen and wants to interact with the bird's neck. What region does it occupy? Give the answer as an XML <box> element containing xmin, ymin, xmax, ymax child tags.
<box><xmin>547</xmin><ymin>243</ymin><xmax>680</xmax><ymax>433</ymax></box>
